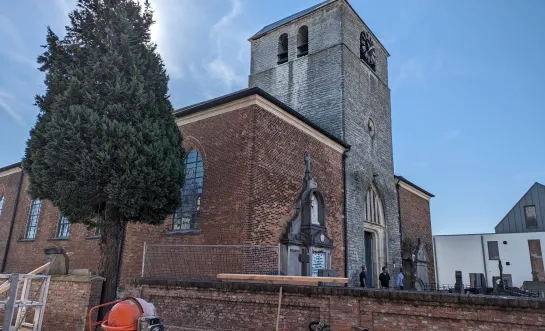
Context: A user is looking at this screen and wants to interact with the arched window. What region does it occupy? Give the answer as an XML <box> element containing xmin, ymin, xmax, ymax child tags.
<box><xmin>25</xmin><ymin>199</ymin><xmax>41</xmax><ymax>239</ymax></box>
<box><xmin>297</xmin><ymin>26</ymin><xmax>308</xmax><ymax>57</ymax></box>
<box><xmin>277</xmin><ymin>33</ymin><xmax>288</xmax><ymax>64</ymax></box>
<box><xmin>56</xmin><ymin>216</ymin><xmax>71</xmax><ymax>238</ymax></box>
<box><xmin>0</xmin><ymin>195</ymin><xmax>4</xmax><ymax>216</ymax></box>
<box><xmin>364</xmin><ymin>185</ymin><xmax>383</xmax><ymax>225</ymax></box>
<box><xmin>173</xmin><ymin>149</ymin><xmax>204</xmax><ymax>230</ymax></box>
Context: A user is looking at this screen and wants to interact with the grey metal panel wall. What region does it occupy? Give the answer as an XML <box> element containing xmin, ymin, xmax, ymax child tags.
<box><xmin>495</xmin><ymin>183</ymin><xmax>545</xmax><ymax>233</ymax></box>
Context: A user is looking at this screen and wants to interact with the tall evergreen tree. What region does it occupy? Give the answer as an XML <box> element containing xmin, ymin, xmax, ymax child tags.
<box><xmin>23</xmin><ymin>0</ymin><xmax>185</xmax><ymax>305</ymax></box>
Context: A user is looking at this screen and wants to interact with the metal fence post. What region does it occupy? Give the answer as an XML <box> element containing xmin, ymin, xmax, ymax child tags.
<box><xmin>278</xmin><ymin>243</ymin><xmax>281</xmax><ymax>275</ymax></box>
<box><xmin>3</xmin><ymin>273</ymin><xmax>19</xmax><ymax>331</ymax></box>
<box><xmin>141</xmin><ymin>242</ymin><xmax>147</xmax><ymax>278</ymax></box>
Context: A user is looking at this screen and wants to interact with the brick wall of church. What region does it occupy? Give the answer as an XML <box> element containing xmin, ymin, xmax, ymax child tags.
<box><xmin>398</xmin><ymin>185</ymin><xmax>435</xmax><ymax>285</ymax></box>
<box><xmin>2</xmin><ymin>173</ymin><xmax>101</xmax><ymax>274</ymax></box>
<box><xmin>0</xmin><ymin>102</ymin><xmax>345</xmax><ymax>281</ymax></box>
<box><xmin>0</xmin><ymin>168</ymin><xmax>24</xmax><ymax>270</ymax></box>
<box><xmin>121</xmin><ymin>104</ymin><xmax>345</xmax><ymax>280</ymax></box>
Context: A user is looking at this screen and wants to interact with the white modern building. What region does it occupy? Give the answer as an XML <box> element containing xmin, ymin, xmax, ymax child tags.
<box><xmin>434</xmin><ymin>231</ymin><xmax>545</xmax><ymax>288</ymax></box>
<box><xmin>434</xmin><ymin>182</ymin><xmax>545</xmax><ymax>289</ymax></box>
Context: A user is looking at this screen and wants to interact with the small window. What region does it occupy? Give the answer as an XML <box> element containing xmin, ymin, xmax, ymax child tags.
<box><xmin>297</xmin><ymin>26</ymin><xmax>308</xmax><ymax>57</ymax></box>
<box><xmin>524</xmin><ymin>205</ymin><xmax>537</xmax><ymax>228</ymax></box>
<box><xmin>94</xmin><ymin>214</ymin><xmax>102</xmax><ymax>236</ymax></box>
<box><xmin>25</xmin><ymin>199</ymin><xmax>41</xmax><ymax>239</ymax></box>
<box><xmin>0</xmin><ymin>195</ymin><xmax>4</xmax><ymax>216</ymax></box>
<box><xmin>56</xmin><ymin>216</ymin><xmax>71</xmax><ymax>238</ymax></box>
<box><xmin>277</xmin><ymin>33</ymin><xmax>288</xmax><ymax>64</ymax></box>
<box><xmin>173</xmin><ymin>150</ymin><xmax>204</xmax><ymax>231</ymax></box>
<box><xmin>487</xmin><ymin>241</ymin><xmax>499</xmax><ymax>260</ymax></box>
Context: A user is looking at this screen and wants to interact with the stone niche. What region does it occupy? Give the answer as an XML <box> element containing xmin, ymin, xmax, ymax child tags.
<box><xmin>280</xmin><ymin>154</ymin><xmax>334</xmax><ymax>276</ymax></box>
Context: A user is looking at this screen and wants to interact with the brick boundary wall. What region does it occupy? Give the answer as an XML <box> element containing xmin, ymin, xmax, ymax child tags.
<box><xmin>42</xmin><ymin>275</ymin><xmax>104</xmax><ymax>331</ymax></box>
<box><xmin>0</xmin><ymin>275</ymin><xmax>103</xmax><ymax>331</ymax></box>
<box><xmin>127</xmin><ymin>278</ymin><xmax>545</xmax><ymax>331</ymax></box>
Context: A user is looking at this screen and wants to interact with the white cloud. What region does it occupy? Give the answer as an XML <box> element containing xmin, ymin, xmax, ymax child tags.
<box><xmin>0</xmin><ymin>15</ymin><xmax>24</xmax><ymax>49</ymax></box>
<box><xmin>0</xmin><ymin>91</ymin><xmax>26</xmax><ymax>126</ymax></box>
<box><xmin>392</xmin><ymin>58</ymin><xmax>427</xmax><ymax>90</ymax></box>
<box><xmin>445</xmin><ymin>129</ymin><xmax>461</xmax><ymax>141</ymax></box>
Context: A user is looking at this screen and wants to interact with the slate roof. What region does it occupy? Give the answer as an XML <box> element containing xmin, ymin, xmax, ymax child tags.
<box><xmin>249</xmin><ymin>0</ymin><xmax>334</xmax><ymax>40</ymax></box>
<box><xmin>174</xmin><ymin>87</ymin><xmax>350</xmax><ymax>149</ymax></box>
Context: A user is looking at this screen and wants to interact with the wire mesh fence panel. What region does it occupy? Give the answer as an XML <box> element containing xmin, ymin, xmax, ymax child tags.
<box><xmin>141</xmin><ymin>244</ymin><xmax>281</xmax><ymax>281</ymax></box>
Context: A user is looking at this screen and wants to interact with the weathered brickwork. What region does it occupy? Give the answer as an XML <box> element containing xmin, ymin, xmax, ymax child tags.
<box><xmin>121</xmin><ymin>103</ymin><xmax>345</xmax><ymax>280</ymax></box>
<box><xmin>398</xmin><ymin>185</ymin><xmax>435</xmax><ymax>284</ymax></box>
<box><xmin>0</xmin><ymin>275</ymin><xmax>103</xmax><ymax>331</ymax></box>
<box><xmin>0</xmin><ymin>100</ymin><xmax>345</xmax><ymax>283</ymax></box>
<box><xmin>2</xmin><ymin>173</ymin><xmax>102</xmax><ymax>274</ymax></box>
<box><xmin>0</xmin><ymin>167</ymin><xmax>23</xmax><ymax>270</ymax></box>
<box><xmin>127</xmin><ymin>279</ymin><xmax>545</xmax><ymax>331</ymax></box>
<box><xmin>249</xmin><ymin>0</ymin><xmax>400</xmax><ymax>285</ymax></box>
<box><xmin>41</xmin><ymin>276</ymin><xmax>103</xmax><ymax>331</ymax></box>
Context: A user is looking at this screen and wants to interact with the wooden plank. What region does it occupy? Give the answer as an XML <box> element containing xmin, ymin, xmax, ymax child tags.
<box><xmin>0</xmin><ymin>262</ymin><xmax>51</xmax><ymax>295</ymax></box>
<box><xmin>217</xmin><ymin>274</ymin><xmax>348</xmax><ymax>285</ymax></box>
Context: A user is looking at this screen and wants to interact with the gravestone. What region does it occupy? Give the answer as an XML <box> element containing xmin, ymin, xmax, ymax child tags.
<box><xmin>44</xmin><ymin>247</ymin><xmax>69</xmax><ymax>275</ymax></box>
<box><xmin>454</xmin><ymin>270</ymin><xmax>463</xmax><ymax>294</ymax></box>
<box><xmin>281</xmin><ymin>154</ymin><xmax>334</xmax><ymax>277</ymax></box>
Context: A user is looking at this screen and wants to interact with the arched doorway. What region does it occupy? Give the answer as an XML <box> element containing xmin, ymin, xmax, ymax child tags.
<box><xmin>363</xmin><ymin>184</ymin><xmax>386</xmax><ymax>287</ymax></box>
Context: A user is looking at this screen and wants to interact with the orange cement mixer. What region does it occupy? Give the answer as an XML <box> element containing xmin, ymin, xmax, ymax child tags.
<box><xmin>88</xmin><ymin>297</ymin><xmax>164</xmax><ymax>331</ymax></box>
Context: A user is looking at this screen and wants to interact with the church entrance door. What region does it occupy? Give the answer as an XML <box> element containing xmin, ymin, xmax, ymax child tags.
<box><xmin>365</xmin><ymin>231</ymin><xmax>374</xmax><ymax>287</ymax></box>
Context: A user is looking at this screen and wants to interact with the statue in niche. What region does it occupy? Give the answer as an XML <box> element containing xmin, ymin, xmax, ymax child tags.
<box><xmin>280</xmin><ymin>153</ymin><xmax>333</xmax><ymax>277</ymax></box>
<box><xmin>413</xmin><ymin>239</ymin><xmax>429</xmax><ymax>290</ymax></box>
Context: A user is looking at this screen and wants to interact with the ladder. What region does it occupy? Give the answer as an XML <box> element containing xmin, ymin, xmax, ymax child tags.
<box><xmin>0</xmin><ymin>273</ymin><xmax>51</xmax><ymax>331</ymax></box>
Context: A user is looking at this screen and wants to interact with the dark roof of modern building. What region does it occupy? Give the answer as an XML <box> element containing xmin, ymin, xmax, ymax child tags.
<box><xmin>394</xmin><ymin>175</ymin><xmax>434</xmax><ymax>198</ymax></box>
<box><xmin>250</xmin><ymin>0</ymin><xmax>333</xmax><ymax>40</ymax></box>
<box><xmin>174</xmin><ymin>87</ymin><xmax>350</xmax><ymax>149</ymax></box>
<box><xmin>0</xmin><ymin>162</ymin><xmax>22</xmax><ymax>173</ymax></box>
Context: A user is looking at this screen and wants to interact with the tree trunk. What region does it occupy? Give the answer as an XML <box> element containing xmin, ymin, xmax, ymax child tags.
<box><xmin>97</xmin><ymin>204</ymin><xmax>127</xmax><ymax>320</ymax></box>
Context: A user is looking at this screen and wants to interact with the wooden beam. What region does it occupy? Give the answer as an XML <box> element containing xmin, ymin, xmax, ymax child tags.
<box><xmin>0</xmin><ymin>262</ymin><xmax>51</xmax><ymax>295</ymax></box>
<box><xmin>217</xmin><ymin>274</ymin><xmax>349</xmax><ymax>286</ymax></box>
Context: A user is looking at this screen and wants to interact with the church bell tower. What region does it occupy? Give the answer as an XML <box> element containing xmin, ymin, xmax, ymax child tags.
<box><xmin>249</xmin><ymin>0</ymin><xmax>401</xmax><ymax>285</ymax></box>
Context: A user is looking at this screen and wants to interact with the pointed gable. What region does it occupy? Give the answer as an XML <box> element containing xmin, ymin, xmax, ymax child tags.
<box><xmin>495</xmin><ymin>182</ymin><xmax>545</xmax><ymax>233</ymax></box>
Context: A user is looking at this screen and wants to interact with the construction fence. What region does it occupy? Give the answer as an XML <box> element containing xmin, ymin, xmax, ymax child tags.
<box><xmin>141</xmin><ymin>244</ymin><xmax>282</xmax><ymax>281</ymax></box>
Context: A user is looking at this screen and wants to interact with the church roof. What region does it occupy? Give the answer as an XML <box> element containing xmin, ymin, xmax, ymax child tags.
<box><xmin>394</xmin><ymin>175</ymin><xmax>434</xmax><ymax>198</ymax></box>
<box><xmin>250</xmin><ymin>0</ymin><xmax>334</xmax><ymax>40</ymax></box>
<box><xmin>0</xmin><ymin>162</ymin><xmax>22</xmax><ymax>173</ymax></box>
<box><xmin>174</xmin><ymin>87</ymin><xmax>350</xmax><ymax>149</ymax></box>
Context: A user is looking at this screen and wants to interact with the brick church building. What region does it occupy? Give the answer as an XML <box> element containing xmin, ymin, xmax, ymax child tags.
<box><xmin>0</xmin><ymin>0</ymin><xmax>434</xmax><ymax>287</ymax></box>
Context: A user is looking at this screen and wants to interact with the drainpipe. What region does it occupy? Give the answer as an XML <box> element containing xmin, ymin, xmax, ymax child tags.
<box><xmin>342</xmin><ymin>145</ymin><xmax>351</xmax><ymax>284</ymax></box>
<box><xmin>1</xmin><ymin>169</ymin><xmax>24</xmax><ymax>272</ymax></box>
<box><xmin>480</xmin><ymin>235</ymin><xmax>488</xmax><ymax>287</ymax></box>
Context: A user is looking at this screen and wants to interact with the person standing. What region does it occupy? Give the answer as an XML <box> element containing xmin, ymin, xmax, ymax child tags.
<box><xmin>359</xmin><ymin>266</ymin><xmax>367</xmax><ymax>288</ymax></box>
<box><xmin>379</xmin><ymin>266</ymin><xmax>390</xmax><ymax>289</ymax></box>
<box><xmin>396</xmin><ymin>268</ymin><xmax>405</xmax><ymax>290</ymax></box>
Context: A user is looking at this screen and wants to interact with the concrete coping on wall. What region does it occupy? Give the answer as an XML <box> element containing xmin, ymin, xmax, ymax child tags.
<box><xmin>129</xmin><ymin>278</ymin><xmax>545</xmax><ymax>309</ymax></box>
<box><xmin>50</xmin><ymin>275</ymin><xmax>105</xmax><ymax>283</ymax></box>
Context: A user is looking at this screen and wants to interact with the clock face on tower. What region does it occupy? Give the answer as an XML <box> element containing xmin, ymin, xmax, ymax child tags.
<box><xmin>360</xmin><ymin>31</ymin><xmax>376</xmax><ymax>70</ymax></box>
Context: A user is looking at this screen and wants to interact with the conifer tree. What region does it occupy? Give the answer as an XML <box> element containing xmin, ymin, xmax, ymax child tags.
<box><xmin>23</xmin><ymin>0</ymin><xmax>185</xmax><ymax>304</ymax></box>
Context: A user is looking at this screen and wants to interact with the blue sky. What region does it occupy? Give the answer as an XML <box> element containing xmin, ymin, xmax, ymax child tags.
<box><xmin>1</xmin><ymin>0</ymin><xmax>544</xmax><ymax>235</ymax></box>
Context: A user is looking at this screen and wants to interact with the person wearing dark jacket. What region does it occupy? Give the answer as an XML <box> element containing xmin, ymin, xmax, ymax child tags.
<box><xmin>359</xmin><ymin>266</ymin><xmax>367</xmax><ymax>288</ymax></box>
<box><xmin>379</xmin><ymin>266</ymin><xmax>390</xmax><ymax>288</ymax></box>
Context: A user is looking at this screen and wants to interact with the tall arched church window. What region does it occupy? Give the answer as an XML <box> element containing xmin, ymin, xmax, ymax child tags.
<box><xmin>25</xmin><ymin>199</ymin><xmax>42</xmax><ymax>239</ymax></box>
<box><xmin>0</xmin><ymin>195</ymin><xmax>4</xmax><ymax>216</ymax></box>
<box><xmin>297</xmin><ymin>26</ymin><xmax>308</xmax><ymax>57</ymax></box>
<box><xmin>364</xmin><ymin>185</ymin><xmax>383</xmax><ymax>225</ymax></box>
<box><xmin>277</xmin><ymin>33</ymin><xmax>288</xmax><ymax>64</ymax></box>
<box><xmin>173</xmin><ymin>149</ymin><xmax>204</xmax><ymax>231</ymax></box>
